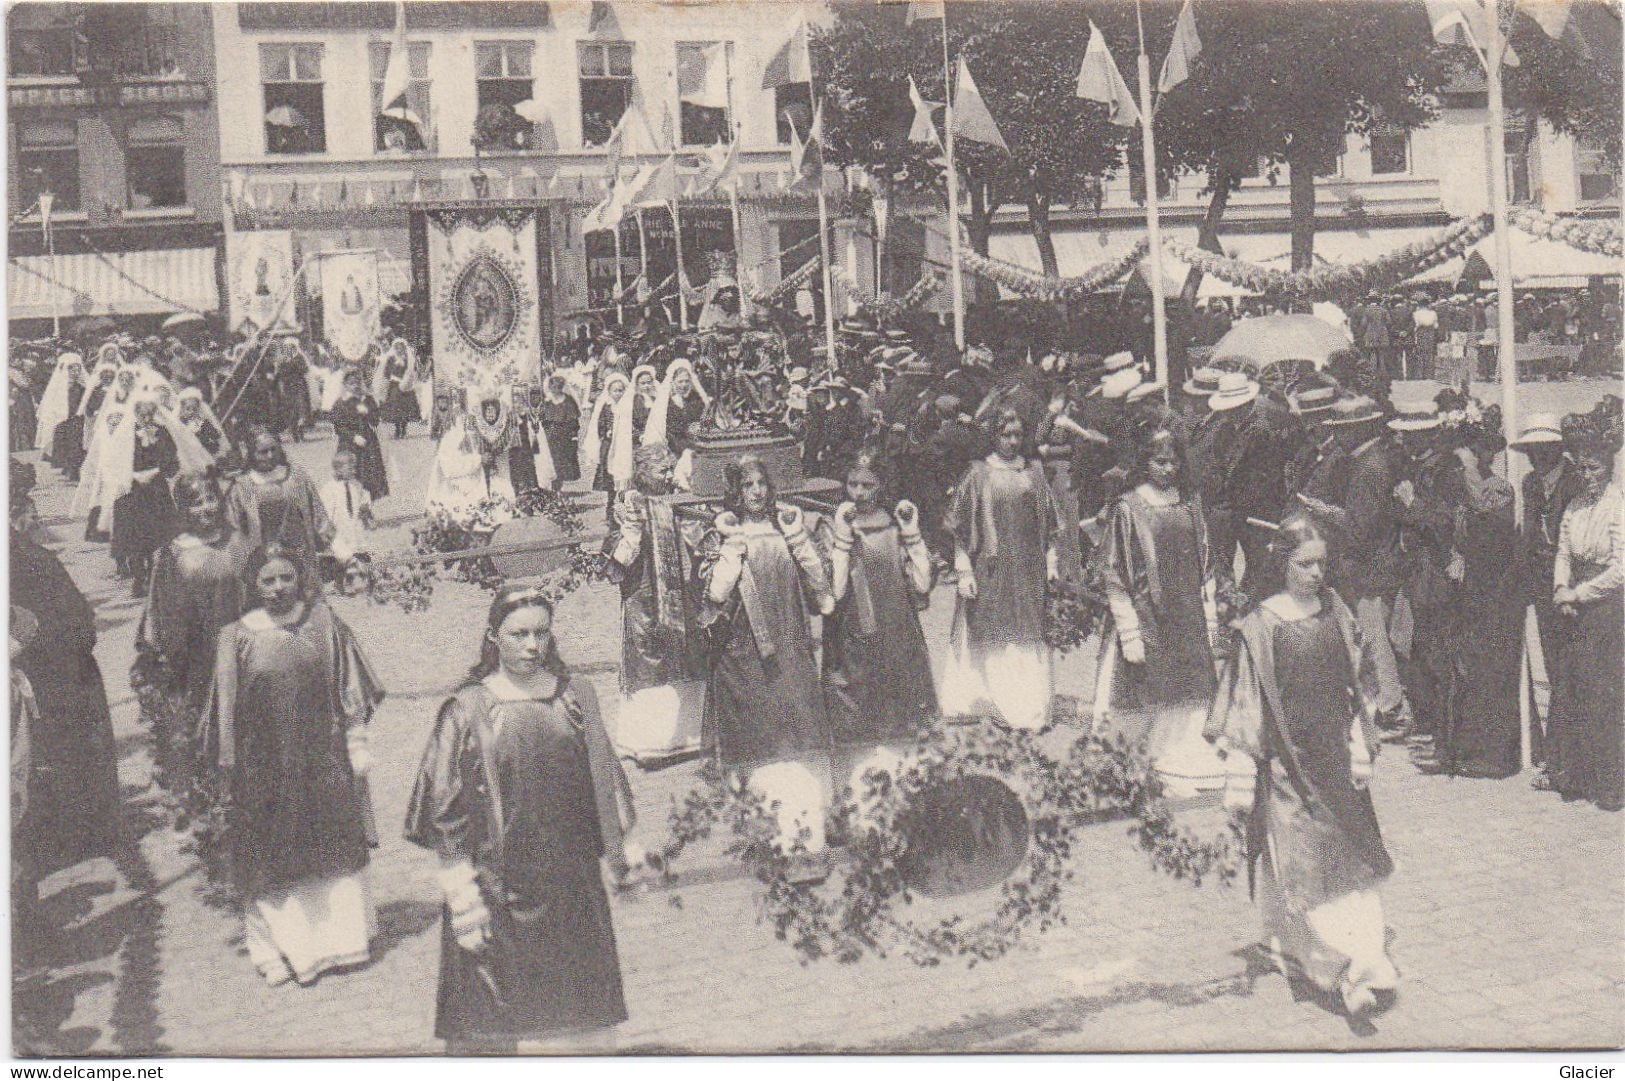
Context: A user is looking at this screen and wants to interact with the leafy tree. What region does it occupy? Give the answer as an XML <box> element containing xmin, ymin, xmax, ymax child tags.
<box><xmin>1504</xmin><ymin>0</ymin><xmax>1623</xmax><ymax>167</ymax></box>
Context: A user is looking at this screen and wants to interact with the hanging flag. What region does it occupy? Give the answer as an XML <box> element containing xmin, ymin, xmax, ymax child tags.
<box><xmin>908</xmin><ymin>75</ymin><xmax>942</xmax><ymax>147</ymax></box>
<box><xmin>906</xmin><ymin>0</ymin><xmax>946</xmax><ymax>23</ymax></box>
<box><xmin>377</xmin><ymin>2</ymin><xmax>424</xmax><ymax>143</ymax></box>
<box><xmin>1519</xmin><ymin>0</ymin><xmax>1617</xmax><ymax>60</ymax></box>
<box><xmin>678</xmin><ymin>41</ymin><xmax>730</xmax><ymax>110</ymax></box>
<box><xmin>1157</xmin><ymin>0</ymin><xmax>1203</xmax><ymax>96</ymax></box>
<box><xmin>38</xmin><ymin>192</ymin><xmax>53</xmax><ymax>230</ymax></box>
<box><xmin>781</xmin><ymin>105</ymin><xmax>824</xmax><ymax>190</ymax></box>
<box><xmin>690</xmin><ymin>137</ymin><xmax>739</xmax><ymax>197</ymax></box>
<box><xmin>1075</xmin><ymin>21</ymin><xmax>1140</xmax><ymax>127</ymax></box>
<box><xmin>951</xmin><ymin>56</ymin><xmax>1007</xmax><ymax>151</ymax></box>
<box><xmin>1425</xmin><ymin>0</ymin><xmax>1519</xmax><ymax>64</ymax></box>
<box><xmin>587</xmin><ymin>1</ymin><xmax>624</xmax><ymax>38</ymax></box>
<box><xmin>761</xmin><ymin>9</ymin><xmax>811</xmax><ymax>89</ymax></box>
<box><xmin>625</xmin><ymin>155</ymin><xmax>679</xmax><ymax>209</ymax></box>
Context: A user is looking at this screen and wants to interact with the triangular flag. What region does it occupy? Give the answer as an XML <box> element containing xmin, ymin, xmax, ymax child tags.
<box><xmin>1424</xmin><ymin>0</ymin><xmax>1519</xmax><ymax>64</ymax></box>
<box><xmin>906</xmin><ymin>0</ymin><xmax>945</xmax><ymax>24</ymax></box>
<box><xmin>761</xmin><ymin>9</ymin><xmax>811</xmax><ymax>89</ymax></box>
<box><xmin>1157</xmin><ymin>0</ymin><xmax>1202</xmax><ymax>96</ymax></box>
<box><xmin>781</xmin><ymin>106</ymin><xmax>825</xmax><ymax>190</ymax></box>
<box><xmin>1521</xmin><ymin>0</ymin><xmax>1574</xmax><ymax>37</ymax></box>
<box><xmin>908</xmin><ymin>75</ymin><xmax>942</xmax><ymax>147</ymax></box>
<box><xmin>951</xmin><ymin>57</ymin><xmax>1007</xmax><ymax>151</ymax></box>
<box><xmin>690</xmin><ymin>137</ymin><xmax>739</xmax><ymax>197</ymax></box>
<box><xmin>678</xmin><ymin>41</ymin><xmax>730</xmax><ymax>110</ymax></box>
<box><xmin>1519</xmin><ymin>0</ymin><xmax>1617</xmax><ymax>60</ymax></box>
<box><xmin>1075</xmin><ymin>21</ymin><xmax>1140</xmax><ymax>127</ymax></box>
<box><xmin>624</xmin><ymin>155</ymin><xmax>679</xmax><ymax>209</ymax></box>
<box><xmin>379</xmin><ymin>3</ymin><xmax>411</xmax><ymax>116</ymax></box>
<box><xmin>587</xmin><ymin>1</ymin><xmax>624</xmax><ymax>39</ymax></box>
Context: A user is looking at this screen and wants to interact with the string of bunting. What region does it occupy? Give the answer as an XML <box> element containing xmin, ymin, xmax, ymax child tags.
<box><xmin>1508</xmin><ymin>207</ymin><xmax>1623</xmax><ymax>258</ymax></box>
<box><xmin>1163</xmin><ymin>214</ymin><xmax>1494</xmax><ymax>300</ymax></box>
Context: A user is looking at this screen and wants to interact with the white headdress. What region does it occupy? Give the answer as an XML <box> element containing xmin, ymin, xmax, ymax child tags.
<box><xmin>583</xmin><ymin>371</ymin><xmax>633</xmax><ymax>485</ymax></box>
<box><xmin>34</xmin><ymin>352</ymin><xmax>83</xmax><ymax>451</ymax></box>
<box><xmin>644</xmin><ymin>357</ymin><xmax>711</xmax><ymax>446</ymax></box>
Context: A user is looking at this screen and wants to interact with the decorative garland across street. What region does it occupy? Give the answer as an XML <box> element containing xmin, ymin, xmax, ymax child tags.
<box><xmin>1509</xmin><ymin>207</ymin><xmax>1624</xmax><ymax>258</ymax></box>
<box><xmin>650</xmin><ymin>722</ymin><xmax>1239</xmax><ymax>967</ymax></box>
<box><xmin>751</xmin><ymin>255</ymin><xmax>821</xmax><ymax>306</ymax></box>
<box><xmin>952</xmin><ymin>237</ymin><xmax>1152</xmax><ymax>302</ymax></box>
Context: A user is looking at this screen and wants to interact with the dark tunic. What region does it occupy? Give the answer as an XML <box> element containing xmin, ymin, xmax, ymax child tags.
<box><xmin>612</xmin><ymin>492</ymin><xmax>707</xmax><ymax>696</ymax></box>
<box><xmin>819</xmin><ymin>516</ymin><xmax>937</xmax><ymax>746</ymax></box>
<box><xmin>538</xmin><ymin>396</ymin><xmax>581</xmax><ymax>483</ymax></box>
<box><xmin>201</xmin><ymin>602</ymin><xmax>383</xmax><ymax>898</ymax></box>
<box><xmin>111</xmin><ymin>427</ymin><xmax>180</xmax><ymax>570</ymax></box>
<box><xmin>699</xmin><ymin>524</ymin><xmax>831</xmax><ymax>768</ymax></box>
<box><xmin>944</xmin><ymin>458</ymin><xmax>1058</xmax><ymax>652</ymax></box>
<box><xmin>507</xmin><ymin>415</ymin><xmax>540</xmax><ymax>495</ymax></box>
<box><xmin>277</xmin><ymin>359</ymin><xmax>312</xmax><ymax>434</ymax></box>
<box><xmin>664</xmin><ymin>393</ymin><xmax>705</xmax><ymax>455</ymax></box>
<box><xmin>405</xmin><ymin>679</ymin><xmax>630</xmax><ymax>1042</ymax></box>
<box><xmin>48</xmin><ymin>383</ymin><xmax>86</xmax><ymax>473</ymax></box>
<box><xmin>225</xmin><ymin>465</ymin><xmax>335</xmax><ymax>565</ymax></box>
<box><xmin>1443</xmin><ymin>496</ymin><xmax>1523</xmax><ymax>778</ymax></box>
<box><xmin>330</xmin><ymin>395</ymin><xmax>390</xmax><ymax>500</ymax></box>
<box><xmin>592</xmin><ymin>407</ymin><xmax>618</xmax><ymax>493</ymax></box>
<box><xmin>9</xmin><ymin>531</ymin><xmax>121</xmax><ymax>874</ymax></box>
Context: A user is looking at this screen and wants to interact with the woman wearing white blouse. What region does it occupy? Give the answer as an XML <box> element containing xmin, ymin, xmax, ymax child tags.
<box><xmin>1541</xmin><ymin>428</ymin><xmax>1623</xmax><ymax>811</ymax></box>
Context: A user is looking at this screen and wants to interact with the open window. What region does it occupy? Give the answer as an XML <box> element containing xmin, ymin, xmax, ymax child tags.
<box><xmin>126</xmin><ymin>115</ymin><xmax>187</xmax><ymax>209</ymax></box>
<box><xmin>261</xmin><ymin>43</ymin><xmax>326</xmax><ymax>154</ymax></box>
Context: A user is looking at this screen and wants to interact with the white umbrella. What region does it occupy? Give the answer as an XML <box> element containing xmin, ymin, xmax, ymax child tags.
<box><xmin>162</xmin><ymin>311</ymin><xmax>204</xmax><ymax>330</ymax></box>
<box><xmin>1211</xmin><ymin>314</ymin><xmax>1353</xmax><ymax>370</ymax></box>
<box><xmin>380</xmin><ymin>105</ymin><xmax>425</xmax><ymax>129</ymax></box>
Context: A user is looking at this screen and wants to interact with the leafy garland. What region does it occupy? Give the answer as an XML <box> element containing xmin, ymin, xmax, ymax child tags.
<box><xmin>954</xmin><ymin>238</ymin><xmax>1151</xmax><ymax>302</ymax></box>
<box><xmin>1508</xmin><ymin>207</ymin><xmax>1623</xmax><ymax>258</ymax></box>
<box><xmin>827</xmin><ymin>266</ymin><xmax>946</xmax><ymax>322</ymax></box>
<box><xmin>651</xmin><ymin>721</ymin><xmax>1239</xmax><ymax>967</ymax></box>
<box><xmin>1163</xmin><ymin>214</ymin><xmax>1495</xmax><ymax>301</ymax></box>
<box><xmin>751</xmin><ymin>255</ymin><xmax>822</xmax><ymax>306</ymax></box>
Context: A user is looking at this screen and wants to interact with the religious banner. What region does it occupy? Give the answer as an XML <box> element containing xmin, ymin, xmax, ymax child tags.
<box><xmin>226</xmin><ymin>229</ymin><xmax>296</xmax><ymax>333</ymax></box>
<box><xmin>321</xmin><ymin>250</ymin><xmax>382</xmax><ymax>363</ymax></box>
<box><xmin>412</xmin><ymin>205</ymin><xmax>552</xmax><ymax>398</ymax></box>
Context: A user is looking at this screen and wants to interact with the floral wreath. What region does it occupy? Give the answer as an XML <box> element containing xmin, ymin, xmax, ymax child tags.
<box><xmin>650</xmin><ymin>721</ymin><xmax>1238</xmax><ymax>967</ymax></box>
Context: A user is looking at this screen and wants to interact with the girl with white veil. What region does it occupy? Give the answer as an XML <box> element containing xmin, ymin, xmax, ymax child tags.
<box><xmin>35</xmin><ymin>352</ymin><xmax>84</xmax><ymax>468</ymax></box>
<box><xmin>644</xmin><ymin>357</ymin><xmax>710</xmax><ymax>490</ymax></box>
<box><xmin>73</xmin><ymin>365</ymin><xmax>143</xmax><ymax>536</ymax></box>
<box><xmin>424</xmin><ymin>389</ymin><xmax>517</xmax><ymax>521</ymax></box>
<box><xmin>586</xmin><ymin>372</ymin><xmax>635</xmax><ymax>527</ymax></box>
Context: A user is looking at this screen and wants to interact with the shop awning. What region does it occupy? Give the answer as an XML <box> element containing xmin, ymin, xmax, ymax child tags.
<box><xmin>1406</xmin><ymin>228</ymin><xmax>1622</xmax><ymax>289</ymax></box>
<box><xmin>8</xmin><ymin>248</ymin><xmax>219</xmax><ymax>321</ymax></box>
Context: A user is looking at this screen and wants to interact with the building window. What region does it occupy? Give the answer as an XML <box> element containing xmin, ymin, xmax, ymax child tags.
<box><xmin>126</xmin><ymin>116</ymin><xmax>187</xmax><ymax>209</ymax></box>
<box><xmin>1315</xmin><ymin>142</ymin><xmax>1342</xmax><ymax>179</ymax></box>
<box><xmin>474</xmin><ymin>40</ymin><xmax>536</xmax><ymax>149</ymax></box>
<box><xmin>1505</xmin><ymin>121</ymin><xmax>1533</xmax><ymax>204</ymax></box>
<box><xmin>100</xmin><ymin>5</ymin><xmax>183</xmax><ymax>79</ymax></box>
<box><xmin>676</xmin><ymin>42</ymin><xmax>731</xmax><ymax>147</ymax></box>
<box><xmin>260</xmin><ymin>43</ymin><xmax>326</xmax><ymax>154</ymax></box>
<box><xmin>7</xmin><ymin>7</ymin><xmax>78</xmax><ymax>78</ymax></box>
<box><xmin>370</xmin><ymin>40</ymin><xmax>432</xmax><ymax>152</ymax></box>
<box><xmin>1369</xmin><ymin>122</ymin><xmax>1409</xmax><ymax>176</ymax></box>
<box><xmin>14</xmin><ymin>120</ymin><xmax>80</xmax><ymax>215</ymax></box>
<box><xmin>1577</xmin><ymin>138</ymin><xmax>1618</xmax><ymax>202</ymax></box>
<box><xmin>775</xmin><ymin>82</ymin><xmax>812</xmax><ymax>145</ymax></box>
<box><xmin>578</xmin><ymin>41</ymin><xmax>634</xmax><ymax>148</ymax></box>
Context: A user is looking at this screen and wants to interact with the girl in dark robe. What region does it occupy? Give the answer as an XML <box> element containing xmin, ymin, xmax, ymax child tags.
<box><xmin>111</xmin><ymin>398</ymin><xmax>181</xmax><ymax>593</ymax></box>
<box><xmin>538</xmin><ymin>375</ymin><xmax>581</xmax><ymax>488</ymax></box>
<box><xmin>506</xmin><ymin>392</ymin><xmax>542</xmax><ymax>496</ymax></box>
<box><xmin>225</xmin><ymin>429</ymin><xmax>335</xmax><ymax>566</ymax></box>
<box><xmin>1093</xmin><ymin>422</ymin><xmax>1224</xmax><ymax>795</ymax></box>
<box><xmin>587</xmin><ymin>372</ymin><xmax>633</xmax><ymax>528</ymax></box>
<box><xmin>35</xmin><ymin>353</ymin><xmax>85</xmax><ymax>476</ymax></box>
<box><xmin>134</xmin><ymin>470</ymin><xmax>251</xmax><ymax>799</ymax></box>
<box><xmin>817</xmin><ymin>448</ymin><xmax>937</xmax><ymax>784</ymax></box>
<box><xmin>378</xmin><ymin>346</ymin><xmax>417</xmax><ymax>439</ymax></box>
<box><xmin>9</xmin><ymin>484</ymin><xmax>121</xmax><ymax>876</ymax></box>
<box><xmin>406</xmin><ymin>586</ymin><xmax>634</xmax><ymax>1052</ymax></box>
<box><xmin>329</xmin><ymin>370</ymin><xmax>390</xmax><ymax>501</ymax></box>
<box><xmin>940</xmin><ymin>407</ymin><xmax>1061</xmax><ymax>732</ymax></box>
<box><xmin>698</xmin><ymin>456</ymin><xmax>835</xmax><ymax>860</ymax></box>
<box><xmin>1542</xmin><ymin>432</ymin><xmax>1623</xmax><ymax>811</ymax></box>
<box><xmin>200</xmin><ymin>543</ymin><xmax>384</xmax><ymax>985</ymax></box>
<box><xmin>1205</xmin><ymin>511</ymin><xmax>1399</xmax><ymax>1017</ymax></box>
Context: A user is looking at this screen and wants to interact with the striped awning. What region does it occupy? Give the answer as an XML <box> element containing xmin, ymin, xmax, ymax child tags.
<box><xmin>7</xmin><ymin>247</ymin><xmax>219</xmax><ymax>321</ymax></box>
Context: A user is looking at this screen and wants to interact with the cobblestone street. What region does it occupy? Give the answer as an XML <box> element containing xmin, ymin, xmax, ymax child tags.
<box><xmin>13</xmin><ymin>380</ymin><xmax>1625</xmax><ymax>1056</ymax></box>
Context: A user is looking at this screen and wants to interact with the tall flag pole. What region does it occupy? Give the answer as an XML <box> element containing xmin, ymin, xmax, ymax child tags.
<box><xmin>801</xmin><ymin>9</ymin><xmax>839</xmax><ymax>370</ymax></box>
<box><xmin>1135</xmin><ymin>1</ymin><xmax>1170</xmax><ymax>400</ymax></box>
<box><xmin>913</xmin><ymin>1</ymin><xmax>965</xmax><ymax>350</ymax></box>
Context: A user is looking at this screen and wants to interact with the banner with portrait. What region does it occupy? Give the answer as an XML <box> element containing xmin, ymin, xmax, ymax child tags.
<box><xmin>320</xmin><ymin>250</ymin><xmax>382</xmax><ymax>363</ymax></box>
<box><xmin>227</xmin><ymin>230</ymin><xmax>296</xmax><ymax>333</ymax></box>
<box><xmin>410</xmin><ymin>205</ymin><xmax>552</xmax><ymax>401</ymax></box>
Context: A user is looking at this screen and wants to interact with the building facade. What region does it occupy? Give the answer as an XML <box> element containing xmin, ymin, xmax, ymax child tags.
<box><xmin>6</xmin><ymin>2</ymin><xmax>223</xmax><ymax>332</ymax></box>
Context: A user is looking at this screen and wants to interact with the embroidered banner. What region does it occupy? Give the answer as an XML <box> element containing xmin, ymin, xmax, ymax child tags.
<box><xmin>226</xmin><ymin>229</ymin><xmax>296</xmax><ymax>333</ymax></box>
<box><xmin>320</xmin><ymin>250</ymin><xmax>382</xmax><ymax>363</ymax></box>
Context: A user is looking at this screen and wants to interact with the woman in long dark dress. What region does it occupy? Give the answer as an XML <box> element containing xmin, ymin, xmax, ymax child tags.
<box><xmin>1542</xmin><ymin>430</ymin><xmax>1623</xmax><ymax>811</ymax></box>
<box><xmin>9</xmin><ymin>480</ymin><xmax>121</xmax><ymax>876</ymax></box>
<box><xmin>817</xmin><ymin>448</ymin><xmax>936</xmax><ymax>786</ymax></box>
<box><xmin>406</xmin><ymin>586</ymin><xmax>634</xmax><ymax>1052</ymax></box>
<box><xmin>1093</xmin><ymin>421</ymin><xmax>1224</xmax><ymax>794</ymax></box>
<box><xmin>134</xmin><ymin>470</ymin><xmax>251</xmax><ymax>798</ymax></box>
<box><xmin>587</xmin><ymin>372</ymin><xmax>633</xmax><ymax>528</ymax></box>
<box><xmin>537</xmin><ymin>375</ymin><xmax>581</xmax><ymax>489</ymax></box>
<box><xmin>201</xmin><ymin>543</ymin><xmax>384</xmax><ymax>985</ymax></box>
<box><xmin>698</xmin><ymin>456</ymin><xmax>835</xmax><ymax>857</ymax></box>
<box><xmin>506</xmin><ymin>391</ymin><xmax>542</xmax><ymax>496</ymax></box>
<box><xmin>330</xmin><ymin>370</ymin><xmax>390</xmax><ymax>500</ymax></box>
<box><xmin>225</xmin><ymin>428</ymin><xmax>335</xmax><ymax>565</ymax></box>
<box><xmin>1206</xmin><ymin>511</ymin><xmax>1399</xmax><ymax>1017</ymax></box>
<box><xmin>940</xmin><ymin>407</ymin><xmax>1061</xmax><ymax>732</ymax></box>
<box><xmin>111</xmin><ymin>398</ymin><xmax>182</xmax><ymax>593</ymax></box>
<box><xmin>35</xmin><ymin>352</ymin><xmax>85</xmax><ymax>475</ymax></box>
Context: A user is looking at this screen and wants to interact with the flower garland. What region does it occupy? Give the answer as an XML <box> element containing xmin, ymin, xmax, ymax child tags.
<box><xmin>751</xmin><ymin>255</ymin><xmax>821</xmax><ymax>306</ymax></box>
<box><xmin>649</xmin><ymin>722</ymin><xmax>1238</xmax><ymax>967</ymax></box>
<box><xmin>953</xmin><ymin>238</ymin><xmax>1151</xmax><ymax>302</ymax></box>
<box><xmin>1164</xmin><ymin>214</ymin><xmax>1494</xmax><ymax>301</ymax></box>
<box><xmin>826</xmin><ymin>265</ymin><xmax>946</xmax><ymax>322</ymax></box>
<box><xmin>1509</xmin><ymin>207</ymin><xmax>1624</xmax><ymax>258</ymax></box>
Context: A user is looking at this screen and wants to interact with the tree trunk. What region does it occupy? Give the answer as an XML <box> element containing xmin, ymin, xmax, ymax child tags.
<box><xmin>1027</xmin><ymin>192</ymin><xmax>1059</xmax><ymax>278</ymax></box>
<box><xmin>1169</xmin><ymin>169</ymin><xmax>1237</xmax><ymax>393</ymax></box>
<box><xmin>1288</xmin><ymin>132</ymin><xmax>1318</xmax><ymax>272</ymax></box>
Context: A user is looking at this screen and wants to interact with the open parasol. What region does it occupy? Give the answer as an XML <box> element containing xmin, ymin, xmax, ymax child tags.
<box><xmin>1210</xmin><ymin>314</ymin><xmax>1353</xmax><ymax>370</ymax></box>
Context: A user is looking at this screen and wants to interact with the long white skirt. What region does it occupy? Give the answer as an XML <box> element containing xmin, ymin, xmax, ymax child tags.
<box><xmin>610</xmin><ymin>680</ymin><xmax>705</xmax><ymax>764</ymax></box>
<box><xmin>1090</xmin><ymin>634</ymin><xmax>1225</xmax><ymax>799</ymax></box>
<box><xmin>244</xmin><ymin>870</ymin><xmax>376</xmax><ymax>986</ymax></box>
<box><xmin>1258</xmin><ymin>849</ymin><xmax>1398</xmax><ymax>999</ymax></box>
<box><xmin>939</xmin><ymin>629</ymin><xmax>1053</xmax><ymax>732</ymax></box>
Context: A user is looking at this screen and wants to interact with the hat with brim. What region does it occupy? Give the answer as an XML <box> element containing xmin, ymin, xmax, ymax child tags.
<box><xmin>1207</xmin><ymin>372</ymin><xmax>1260</xmax><ymax>412</ymax></box>
<box><xmin>1126</xmin><ymin>381</ymin><xmax>1166</xmax><ymax>404</ymax></box>
<box><xmin>1182</xmin><ymin>366</ymin><xmax>1223</xmax><ymax>396</ymax></box>
<box><xmin>1387</xmin><ymin>400</ymin><xmax>1440</xmax><ymax>432</ymax></box>
<box><xmin>1322</xmin><ymin>394</ymin><xmax>1385</xmax><ymax>427</ymax></box>
<box><xmin>1097</xmin><ymin>369</ymin><xmax>1143</xmax><ymax>400</ymax></box>
<box><xmin>787</xmin><ymin>366</ymin><xmax>809</xmax><ymax>383</ymax></box>
<box><xmin>1510</xmin><ymin>411</ymin><xmax>1565</xmax><ymax>448</ymax></box>
<box><xmin>1289</xmin><ymin>384</ymin><xmax>1340</xmax><ymax>418</ymax></box>
<box><xmin>1102</xmin><ymin>351</ymin><xmax>1136</xmax><ymax>373</ymax></box>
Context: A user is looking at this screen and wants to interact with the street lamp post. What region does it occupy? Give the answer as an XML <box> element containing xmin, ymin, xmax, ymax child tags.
<box><xmin>40</xmin><ymin>190</ymin><xmax>59</xmax><ymax>338</ymax></box>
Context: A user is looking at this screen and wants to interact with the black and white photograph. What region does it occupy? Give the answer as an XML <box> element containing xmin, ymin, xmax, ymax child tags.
<box><xmin>3</xmin><ymin>0</ymin><xmax>1622</xmax><ymax>1061</ymax></box>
